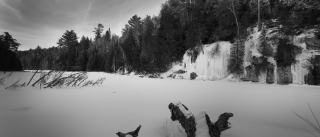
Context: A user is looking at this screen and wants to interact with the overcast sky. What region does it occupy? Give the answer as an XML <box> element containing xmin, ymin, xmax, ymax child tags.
<box><xmin>0</xmin><ymin>0</ymin><xmax>166</xmax><ymax>51</ymax></box>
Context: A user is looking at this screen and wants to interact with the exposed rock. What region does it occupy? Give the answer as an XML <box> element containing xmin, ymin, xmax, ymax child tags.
<box><xmin>116</xmin><ymin>66</ymin><xmax>126</xmax><ymax>75</ymax></box>
<box><xmin>243</xmin><ymin>65</ymin><xmax>252</xmax><ymax>81</ymax></box>
<box><xmin>168</xmin><ymin>102</ymin><xmax>233</xmax><ymax>137</ymax></box>
<box><xmin>176</xmin><ymin>70</ymin><xmax>187</xmax><ymax>74</ymax></box>
<box><xmin>306</xmin><ymin>36</ymin><xmax>320</xmax><ymax>50</ymax></box>
<box><xmin>168</xmin><ymin>73</ymin><xmax>176</xmax><ymax>78</ymax></box>
<box><xmin>190</xmin><ymin>72</ymin><xmax>198</xmax><ymax>80</ymax></box>
<box><xmin>251</xmin><ymin>56</ymin><xmax>263</xmax><ymax>65</ymax></box>
<box><xmin>304</xmin><ymin>55</ymin><xmax>320</xmax><ymax>85</ymax></box>
<box><xmin>167</xmin><ymin>70</ymin><xmax>187</xmax><ymax>79</ymax></box>
<box><xmin>148</xmin><ymin>74</ymin><xmax>159</xmax><ymax>78</ymax></box>
<box><xmin>277</xmin><ymin>66</ymin><xmax>293</xmax><ymax>85</ymax></box>
<box><xmin>266</xmin><ymin>62</ymin><xmax>275</xmax><ymax>84</ymax></box>
<box><xmin>245</xmin><ymin>65</ymin><xmax>259</xmax><ymax>82</ymax></box>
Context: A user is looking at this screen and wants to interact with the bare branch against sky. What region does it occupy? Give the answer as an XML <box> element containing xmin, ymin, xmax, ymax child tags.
<box><xmin>0</xmin><ymin>0</ymin><xmax>166</xmax><ymax>50</ymax></box>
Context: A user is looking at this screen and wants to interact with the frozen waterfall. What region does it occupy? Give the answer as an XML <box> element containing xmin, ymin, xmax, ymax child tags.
<box><xmin>181</xmin><ymin>42</ymin><xmax>231</xmax><ymax>80</ymax></box>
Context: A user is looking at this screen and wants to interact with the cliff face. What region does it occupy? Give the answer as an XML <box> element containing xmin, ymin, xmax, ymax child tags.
<box><xmin>291</xmin><ymin>31</ymin><xmax>320</xmax><ymax>84</ymax></box>
<box><xmin>243</xmin><ymin>28</ymin><xmax>320</xmax><ymax>84</ymax></box>
<box><xmin>163</xmin><ymin>28</ymin><xmax>320</xmax><ymax>85</ymax></box>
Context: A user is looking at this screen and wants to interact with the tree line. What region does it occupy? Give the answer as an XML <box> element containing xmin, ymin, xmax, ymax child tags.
<box><xmin>2</xmin><ymin>0</ymin><xmax>319</xmax><ymax>76</ymax></box>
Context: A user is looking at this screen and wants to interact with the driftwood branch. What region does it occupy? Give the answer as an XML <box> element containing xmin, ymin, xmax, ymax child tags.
<box><xmin>168</xmin><ymin>102</ymin><xmax>233</xmax><ymax>137</ymax></box>
<box><xmin>31</xmin><ymin>70</ymin><xmax>54</xmax><ymax>86</ymax></box>
<box><xmin>27</xmin><ymin>70</ymin><xmax>39</xmax><ymax>86</ymax></box>
<box><xmin>116</xmin><ymin>125</ymin><xmax>141</xmax><ymax>137</ymax></box>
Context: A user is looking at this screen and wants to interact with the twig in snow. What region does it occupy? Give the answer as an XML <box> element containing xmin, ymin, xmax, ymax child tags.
<box><xmin>308</xmin><ymin>103</ymin><xmax>320</xmax><ymax>129</ymax></box>
<box><xmin>292</xmin><ymin>109</ymin><xmax>320</xmax><ymax>134</ymax></box>
<box><xmin>304</xmin><ymin>128</ymin><xmax>317</xmax><ymax>137</ymax></box>
<box><xmin>5</xmin><ymin>79</ymin><xmax>22</xmax><ymax>90</ymax></box>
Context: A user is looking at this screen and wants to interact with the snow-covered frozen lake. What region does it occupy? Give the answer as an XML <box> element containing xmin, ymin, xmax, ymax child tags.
<box><xmin>0</xmin><ymin>71</ymin><xmax>320</xmax><ymax>137</ymax></box>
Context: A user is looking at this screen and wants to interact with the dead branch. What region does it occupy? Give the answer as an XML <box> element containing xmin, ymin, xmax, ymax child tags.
<box><xmin>31</xmin><ymin>70</ymin><xmax>54</xmax><ymax>87</ymax></box>
<box><xmin>116</xmin><ymin>125</ymin><xmax>141</xmax><ymax>137</ymax></box>
<box><xmin>168</xmin><ymin>102</ymin><xmax>233</xmax><ymax>137</ymax></box>
<box><xmin>77</xmin><ymin>77</ymin><xmax>88</xmax><ymax>86</ymax></box>
<box><xmin>27</xmin><ymin>70</ymin><xmax>39</xmax><ymax>86</ymax></box>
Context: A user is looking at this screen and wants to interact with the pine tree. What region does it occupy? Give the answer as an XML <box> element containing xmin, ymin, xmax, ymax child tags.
<box><xmin>93</xmin><ymin>24</ymin><xmax>104</xmax><ymax>41</ymax></box>
<box><xmin>0</xmin><ymin>32</ymin><xmax>22</xmax><ymax>71</ymax></box>
<box><xmin>57</xmin><ymin>30</ymin><xmax>79</xmax><ymax>70</ymax></box>
<box><xmin>228</xmin><ymin>40</ymin><xmax>244</xmax><ymax>77</ymax></box>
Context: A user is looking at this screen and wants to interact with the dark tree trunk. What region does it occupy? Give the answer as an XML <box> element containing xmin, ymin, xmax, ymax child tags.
<box><xmin>168</xmin><ymin>102</ymin><xmax>233</xmax><ymax>137</ymax></box>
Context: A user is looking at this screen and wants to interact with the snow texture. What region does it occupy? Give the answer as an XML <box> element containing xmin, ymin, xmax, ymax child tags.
<box><xmin>1</xmin><ymin>72</ymin><xmax>320</xmax><ymax>137</ymax></box>
<box><xmin>194</xmin><ymin>111</ymin><xmax>210</xmax><ymax>137</ymax></box>
<box><xmin>172</xmin><ymin>102</ymin><xmax>194</xmax><ymax>118</ymax></box>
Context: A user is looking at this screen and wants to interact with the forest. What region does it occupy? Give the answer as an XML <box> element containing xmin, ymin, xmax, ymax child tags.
<box><xmin>1</xmin><ymin>0</ymin><xmax>320</xmax><ymax>78</ymax></box>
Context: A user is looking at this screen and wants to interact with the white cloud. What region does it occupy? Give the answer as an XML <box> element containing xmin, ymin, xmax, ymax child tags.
<box><xmin>0</xmin><ymin>0</ymin><xmax>24</xmax><ymax>21</ymax></box>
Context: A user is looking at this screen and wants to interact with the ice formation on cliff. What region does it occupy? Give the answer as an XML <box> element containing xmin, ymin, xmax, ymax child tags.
<box><xmin>164</xmin><ymin>26</ymin><xmax>319</xmax><ymax>84</ymax></box>
<box><xmin>182</xmin><ymin>42</ymin><xmax>231</xmax><ymax>80</ymax></box>
<box><xmin>243</xmin><ymin>28</ymin><xmax>320</xmax><ymax>84</ymax></box>
<box><xmin>291</xmin><ymin>31</ymin><xmax>320</xmax><ymax>84</ymax></box>
<box><xmin>162</xmin><ymin>41</ymin><xmax>231</xmax><ymax>80</ymax></box>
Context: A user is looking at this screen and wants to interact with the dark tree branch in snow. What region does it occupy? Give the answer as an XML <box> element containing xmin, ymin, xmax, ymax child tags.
<box><xmin>168</xmin><ymin>102</ymin><xmax>233</xmax><ymax>137</ymax></box>
<box><xmin>116</xmin><ymin>125</ymin><xmax>141</xmax><ymax>137</ymax></box>
<box><xmin>31</xmin><ymin>70</ymin><xmax>54</xmax><ymax>86</ymax></box>
<box><xmin>27</xmin><ymin>70</ymin><xmax>38</xmax><ymax>86</ymax></box>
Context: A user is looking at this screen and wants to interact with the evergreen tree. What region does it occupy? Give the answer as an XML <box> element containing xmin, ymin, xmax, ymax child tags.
<box><xmin>75</xmin><ymin>36</ymin><xmax>90</xmax><ymax>71</ymax></box>
<box><xmin>158</xmin><ymin>3</ymin><xmax>185</xmax><ymax>62</ymax></box>
<box><xmin>105</xmin><ymin>28</ymin><xmax>111</xmax><ymax>42</ymax></box>
<box><xmin>228</xmin><ymin>40</ymin><xmax>244</xmax><ymax>77</ymax></box>
<box><xmin>93</xmin><ymin>24</ymin><xmax>104</xmax><ymax>41</ymax></box>
<box><xmin>0</xmin><ymin>32</ymin><xmax>22</xmax><ymax>71</ymax></box>
<box><xmin>57</xmin><ymin>30</ymin><xmax>79</xmax><ymax>70</ymax></box>
<box><xmin>122</xmin><ymin>28</ymin><xmax>140</xmax><ymax>72</ymax></box>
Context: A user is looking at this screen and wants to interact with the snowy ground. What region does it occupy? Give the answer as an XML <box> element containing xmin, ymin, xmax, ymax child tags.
<box><xmin>1</xmin><ymin>71</ymin><xmax>320</xmax><ymax>137</ymax></box>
